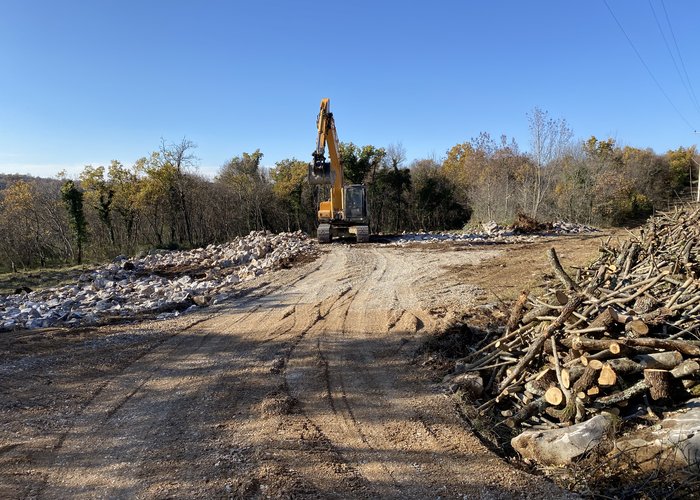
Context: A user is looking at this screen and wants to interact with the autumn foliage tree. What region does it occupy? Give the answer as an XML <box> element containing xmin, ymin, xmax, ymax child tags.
<box><xmin>0</xmin><ymin>114</ymin><xmax>698</xmax><ymax>272</ymax></box>
<box><xmin>270</xmin><ymin>158</ymin><xmax>315</xmax><ymax>232</ymax></box>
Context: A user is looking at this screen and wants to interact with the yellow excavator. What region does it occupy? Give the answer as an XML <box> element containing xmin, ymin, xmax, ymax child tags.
<box><xmin>308</xmin><ymin>98</ymin><xmax>370</xmax><ymax>243</ymax></box>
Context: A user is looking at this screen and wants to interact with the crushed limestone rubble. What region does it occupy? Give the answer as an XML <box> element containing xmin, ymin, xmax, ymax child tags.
<box><xmin>385</xmin><ymin>220</ymin><xmax>596</xmax><ymax>246</ymax></box>
<box><xmin>0</xmin><ymin>230</ymin><xmax>314</xmax><ymax>331</ymax></box>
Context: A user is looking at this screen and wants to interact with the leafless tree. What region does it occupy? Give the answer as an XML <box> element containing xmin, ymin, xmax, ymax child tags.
<box><xmin>160</xmin><ymin>138</ymin><xmax>198</xmax><ymax>246</ymax></box>
<box><xmin>526</xmin><ymin>107</ymin><xmax>573</xmax><ymax>218</ymax></box>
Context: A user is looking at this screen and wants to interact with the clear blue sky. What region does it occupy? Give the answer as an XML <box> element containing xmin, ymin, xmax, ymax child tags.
<box><xmin>2</xmin><ymin>0</ymin><xmax>700</xmax><ymax>178</ymax></box>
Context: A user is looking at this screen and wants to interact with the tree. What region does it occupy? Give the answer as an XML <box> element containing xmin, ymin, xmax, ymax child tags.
<box><xmin>160</xmin><ymin>138</ymin><xmax>198</xmax><ymax>246</ymax></box>
<box><xmin>666</xmin><ymin>146</ymin><xmax>697</xmax><ymax>195</ymax></box>
<box><xmin>621</xmin><ymin>146</ymin><xmax>669</xmax><ymax>207</ymax></box>
<box><xmin>217</xmin><ymin>150</ymin><xmax>271</xmax><ymax>233</ymax></box>
<box><xmin>80</xmin><ymin>164</ymin><xmax>115</xmax><ymax>249</ymax></box>
<box><xmin>580</xmin><ymin>137</ymin><xmax>654</xmax><ymax>225</ymax></box>
<box><xmin>440</xmin><ymin>141</ymin><xmax>478</xmax><ymax>211</ymax></box>
<box><xmin>270</xmin><ymin>158</ymin><xmax>314</xmax><ymax>231</ymax></box>
<box><xmin>490</xmin><ymin>135</ymin><xmax>526</xmax><ymax>221</ymax></box>
<box><xmin>61</xmin><ymin>180</ymin><xmax>88</xmax><ymax>264</ymax></box>
<box><xmin>410</xmin><ymin>159</ymin><xmax>469</xmax><ymax>230</ymax></box>
<box><xmin>371</xmin><ymin>143</ymin><xmax>412</xmax><ymax>232</ymax></box>
<box><xmin>0</xmin><ymin>181</ymin><xmax>40</xmax><ymax>269</ymax></box>
<box><xmin>442</xmin><ymin>133</ymin><xmax>524</xmax><ymax>222</ymax></box>
<box><xmin>135</xmin><ymin>152</ymin><xmax>177</xmax><ymax>246</ymax></box>
<box><xmin>338</xmin><ymin>142</ymin><xmax>385</xmax><ymax>184</ymax></box>
<box><xmin>552</xmin><ymin>145</ymin><xmax>596</xmax><ymax>223</ymax></box>
<box><xmin>108</xmin><ymin>161</ymin><xmax>141</xmax><ymax>251</ymax></box>
<box><xmin>525</xmin><ymin>107</ymin><xmax>573</xmax><ymax>218</ymax></box>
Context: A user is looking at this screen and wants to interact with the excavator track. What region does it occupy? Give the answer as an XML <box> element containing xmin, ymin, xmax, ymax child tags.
<box><xmin>355</xmin><ymin>225</ymin><xmax>369</xmax><ymax>243</ymax></box>
<box><xmin>317</xmin><ymin>224</ymin><xmax>331</xmax><ymax>244</ymax></box>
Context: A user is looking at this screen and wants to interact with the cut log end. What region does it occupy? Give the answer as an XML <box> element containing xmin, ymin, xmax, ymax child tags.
<box><xmin>625</xmin><ymin>319</ymin><xmax>649</xmax><ymax>338</ymax></box>
<box><xmin>598</xmin><ymin>363</ymin><xmax>617</xmax><ymax>387</ymax></box>
<box><xmin>545</xmin><ymin>386</ymin><xmax>564</xmax><ymax>406</ymax></box>
<box><xmin>588</xmin><ymin>359</ymin><xmax>604</xmax><ymax>371</ymax></box>
<box><xmin>561</xmin><ymin>368</ymin><xmax>571</xmax><ymax>389</ymax></box>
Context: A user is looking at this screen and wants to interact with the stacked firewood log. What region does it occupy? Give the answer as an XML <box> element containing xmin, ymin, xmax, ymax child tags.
<box><xmin>454</xmin><ymin>206</ymin><xmax>700</xmax><ymax>431</ymax></box>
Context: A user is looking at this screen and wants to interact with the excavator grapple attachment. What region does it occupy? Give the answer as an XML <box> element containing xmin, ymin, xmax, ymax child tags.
<box><xmin>308</xmin><ymin>159</ymin><xmax>333</xmax><ymax>185</ymax></box>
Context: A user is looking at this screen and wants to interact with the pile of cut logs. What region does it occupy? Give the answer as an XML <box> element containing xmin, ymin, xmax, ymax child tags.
<box><xmin>454</xmin><ymin>206</ymin><xmax>700</xmax><ymax>431</ymax></box>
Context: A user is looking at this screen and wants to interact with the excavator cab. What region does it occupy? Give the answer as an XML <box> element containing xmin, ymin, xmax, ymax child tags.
<box><xmin>343</xmin><ymin>185</ymin><xmax>367</xmax><ymax>221</ymax></box>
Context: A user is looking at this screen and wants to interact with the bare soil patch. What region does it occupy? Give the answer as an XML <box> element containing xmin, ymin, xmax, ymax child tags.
<box><xmin>0</xmin><ymin>234</ymin><xmax>613</xmax><ymax>498</ymax></box>
<box><xmin>443</xmin><ymin>230</ymin><xmax>627</xmax><ymax>302</ymax></box>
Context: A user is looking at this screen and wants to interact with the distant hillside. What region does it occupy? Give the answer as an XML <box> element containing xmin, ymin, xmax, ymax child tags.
<box><xmin>0</xmin><ymin>173</ymin><xmax>62</xmax><ymax>191</ymax></box>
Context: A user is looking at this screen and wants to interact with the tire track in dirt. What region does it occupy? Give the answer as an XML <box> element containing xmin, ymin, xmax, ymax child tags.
<box><xmin>281</xmin><ymin>247</ymin><xmax>412</xmax><ymax>497</ymax></box>
<box><xmin>25</xmin><ymin>244</ymin><xmax>574</xmax><ymax>499</ymax></box>
<box><xmin>37</xmin><ymin>259</ymin><xmax>326</xmax><ymax>498</ymax></box>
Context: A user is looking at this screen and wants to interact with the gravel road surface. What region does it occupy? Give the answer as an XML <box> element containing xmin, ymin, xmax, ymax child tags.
<box><xmin>1</xmin><ymin>243</ymin><xmax>585</xmax><ymax>498</ymax></box>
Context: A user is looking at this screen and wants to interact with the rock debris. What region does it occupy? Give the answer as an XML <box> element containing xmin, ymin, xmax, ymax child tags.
<box><xmin>0</xmin><ymin>230</ymin><xmax>314</xmax><ymax>331</ymax></box>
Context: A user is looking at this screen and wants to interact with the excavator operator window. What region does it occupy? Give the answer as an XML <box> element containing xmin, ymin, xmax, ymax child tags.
<box><xmin>345</xmin><ymin>186</ymin><xmax>365</xmax><ymax>219</ymax></box>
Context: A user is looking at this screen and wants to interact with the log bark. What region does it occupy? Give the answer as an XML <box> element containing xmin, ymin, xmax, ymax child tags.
<box><xmin>525</xmin><ymin>369</ymin><xmax>556</xmax><ymax>396</ymax></box>
<box><xmin>578</xmin><ymin>350</ymin><xmax>615</xmax><ymax>367</ymax></box>
<box><xmin>571</xmin><ymin>337</ymin><xmax>700</xmax><ymax>357</ymax></box>
<box><xmin>498</xmin><ymin>294</ymin><xmax>584</xmax><ymax>393</ymax></box>
<box><xmin>594</xmin><ymin>380</ymin><xmax>647</xmax><ymax>406</ymax></box>
<box><xmin>589</xmin><ymin>307</ymin><xmax>616</xmax><ymax>330</ymax></box>
<box><xmin>505</xmin><ymin>396</ymin><xmax>548</xmax><ymax>428</ymax></box>
<box><xmin>634</xmin><ymin>351</ymin><xmax>683</xmax><ymax>370</ymax></box>
<box><xmin>547</xmin><ymin>247</ymin><xmax>579</xmax><ymax>292</ymax></box>
<box><xmin>639</xmin><ymin>306</ymin><xmax>673</xmax><ymax>325</ymax></box>
<box><xmin>606</xmin><ymin>357</ymin><xmax>643</xmax><ymax>376</ymax></box>
<box><xmin>572</xmin><ymin>365</ymin><xmax>598</xmax><ymax>394</ymax></box>
<box><xmin>643</xmin><ymin>369</ymin><xmax>673</xmax><ymax>400</ymax></box>
<box><xmin>555</xmin><ymin>290</ymin><xmax>569</xmax><ymax>305</ymax></box>
<box><xmin>594</xmin><ymin>359</ymin><xmax>697</xmax><ymax>407</ymax></box>
<box><xmin>522</xmin><ymin>304</ymin><xmax>556</xmax><ymax>325</ymax></box>
<box><xmin>507</xmin><ymin>290</ymin><xmax>529</xmax><ymax>332</ymax></box>
<box><xmin>670</xmin><ymin>359</ymin><xmax>700</xmax><ymax>379</ymax></box>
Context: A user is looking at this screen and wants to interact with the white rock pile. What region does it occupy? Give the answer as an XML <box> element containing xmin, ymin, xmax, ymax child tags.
<box><xmin>0</xmin><ymin>231</ymin><xmax>314</xmax><ymax>331</ymax></box>
<box><xmin>385</xmin><ymin>220</ymin><xmax>597</xmax><ymax>246</ymax></box>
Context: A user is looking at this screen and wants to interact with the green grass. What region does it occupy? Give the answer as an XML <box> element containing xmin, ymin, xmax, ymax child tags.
<box><xmin>0</xmin><ymin>264</ymin><xmax>95</xmax><ymax>296</ymax></box>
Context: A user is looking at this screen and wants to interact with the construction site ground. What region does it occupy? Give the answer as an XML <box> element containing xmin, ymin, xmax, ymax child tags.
<box><xmin>0</xmin><ymin>231</ymin><xmax>614</xmax><ymax>498</ymax></box>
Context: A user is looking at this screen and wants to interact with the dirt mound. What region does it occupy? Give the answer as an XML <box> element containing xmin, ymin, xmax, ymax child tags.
<box><xmin>260</xmin><ymin>391</ymin><xmax>298</xmax><ymax>416</ymax></box>
<box><xmin>512</xmin><ymin>212</ymin><xmax>553</xmax><ymax>234</ymax></box>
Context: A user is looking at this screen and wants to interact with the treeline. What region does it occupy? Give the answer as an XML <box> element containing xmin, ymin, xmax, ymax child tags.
<box><xmin>0</xmin><ymin>109</ymin><xmax>697</xmax><ymax>270</ymax></box>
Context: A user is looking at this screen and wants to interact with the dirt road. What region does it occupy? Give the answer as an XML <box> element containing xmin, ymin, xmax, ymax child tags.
<box><xmin>1</xmin><ymin>240</ymin><xmax>607</xmax><ymax>498</ymax></box>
